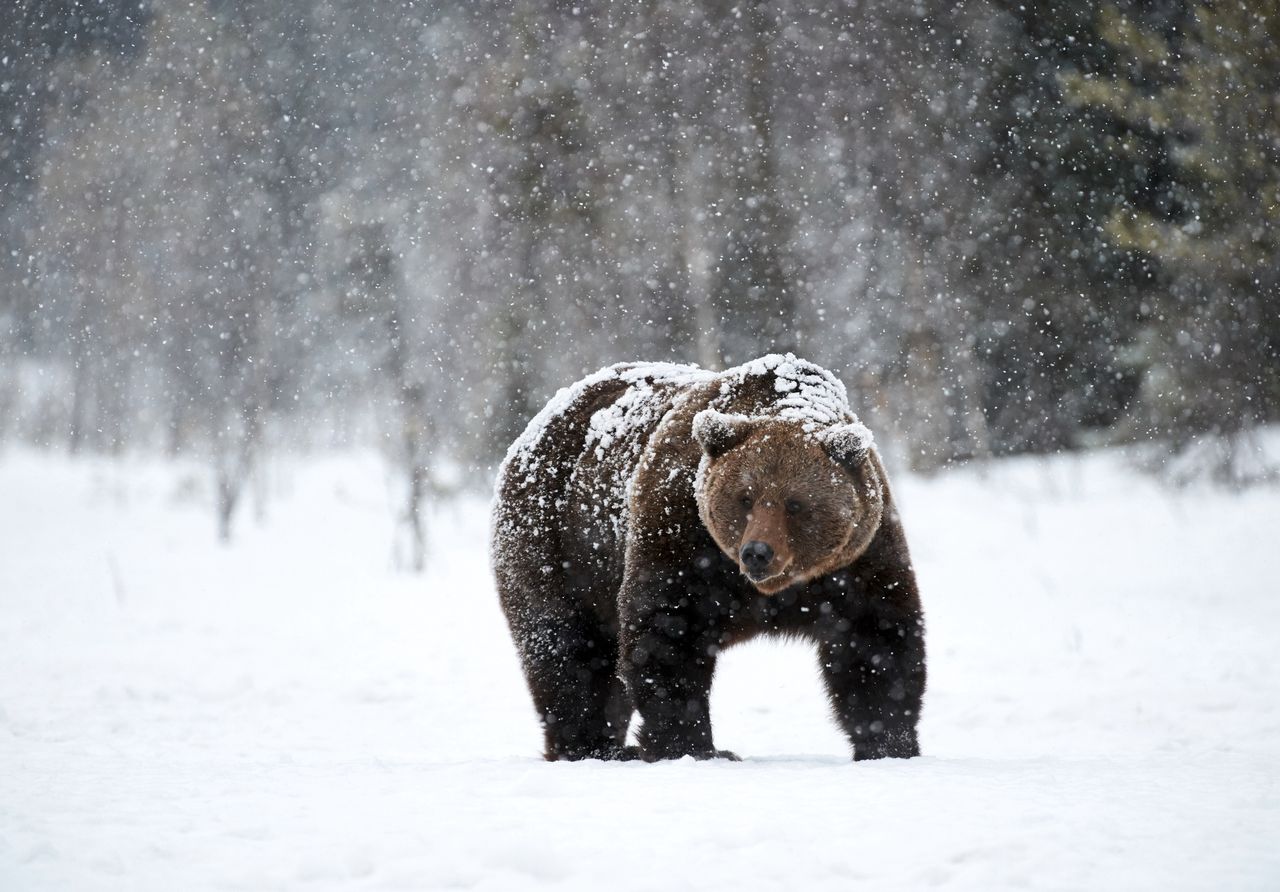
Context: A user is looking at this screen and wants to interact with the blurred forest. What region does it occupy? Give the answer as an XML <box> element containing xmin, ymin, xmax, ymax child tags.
<box><xmin>1</xmin><ymin>0</ymin><xmax>1277</xmax><ymax>540</ymax></box>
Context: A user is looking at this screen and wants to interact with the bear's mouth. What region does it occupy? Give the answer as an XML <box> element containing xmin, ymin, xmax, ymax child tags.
<box><xmin>741</xmin><ymin>563</ymin><xmax>793</xmax><ymax>593</ymax></box>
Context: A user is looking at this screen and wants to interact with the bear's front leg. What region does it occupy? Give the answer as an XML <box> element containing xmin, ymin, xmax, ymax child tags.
<box><xmin>819</xmin><ymin>609</ymin><xmax>926</xmax><ymax>761</ymax></box>
<box><xmin>619</xmin><ymin>594</ymin><xmax>734</xmax><ymax>761</ymax></box>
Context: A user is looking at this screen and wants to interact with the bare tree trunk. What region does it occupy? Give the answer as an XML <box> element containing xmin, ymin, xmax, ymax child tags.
<box><xmin>347</xmin><ymin>223</ymin><xmax>433</xmax><ymax>572</ymax></box>
<box><xmin>711</xmin><ymin>0</ymin><xmax>797</xmax><ymax>365</ymax></box>
<box><xmin>385</xmin><ymin>302</ymin><xmax>431</xmax><ymax>573</ymax></box>
<box><xmin>215</xmin><ymin>394</ymin><xmax>261</xmax><ymax>543</ymax></box>
<box><xmin>643</xmin><ymin>0</ymin><xmax>700</xmax><ymax>362</ymax></box>
<box><xmin>68</xmin><ymin>353</ymin><xmax>91</xmax><ymax>455</ymax></box>
<box><xmin>954</xmin><ymin>337</ymin><xmax>993</xmax><ymax>462</ymax></box>
<box><xmin>686</xmin><ymin>149</ymin><xmax>722</xmax><ymax>369</ymax></box>
<box><xmin>67</xmin><ymin>284</ymin><xmax>94</xmax><ymax>455</ymax></box>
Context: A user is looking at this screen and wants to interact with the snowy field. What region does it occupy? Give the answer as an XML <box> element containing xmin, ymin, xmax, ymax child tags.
<box><xmin>2</xmin><ymin>446</ymin><xmax>1278</xmax><ymax>891</ymax></box>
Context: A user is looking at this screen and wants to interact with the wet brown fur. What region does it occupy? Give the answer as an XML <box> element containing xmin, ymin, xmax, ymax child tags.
<box><xmin>493</xmin><ymin>360</ymin><xmax>926</xmax><ymax>762</ymax></box>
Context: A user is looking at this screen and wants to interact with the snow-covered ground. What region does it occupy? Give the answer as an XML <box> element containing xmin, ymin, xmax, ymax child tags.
<box><xmin>2</xmin><ymin>446</ymin><xmax>1278</xmax><ymax>890</ymax></box>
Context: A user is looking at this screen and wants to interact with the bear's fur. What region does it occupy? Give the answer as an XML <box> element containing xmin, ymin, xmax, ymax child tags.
<box><xmin>491</xmin><ymin>355</ymin><xmax>925</xmax><ymax>762</ymax></box>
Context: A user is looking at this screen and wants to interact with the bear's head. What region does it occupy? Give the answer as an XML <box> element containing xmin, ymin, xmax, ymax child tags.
<box><xmin>692</xmin><ymin>410</ymin><xmax>885</xmax><ymax>595</ymax></box>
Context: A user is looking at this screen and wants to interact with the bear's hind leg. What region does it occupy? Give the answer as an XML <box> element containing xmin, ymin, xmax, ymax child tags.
<box><xmin>516</xmin><ymin>607</ymin><xmax>636</xmax><ymax>761</ymax></box>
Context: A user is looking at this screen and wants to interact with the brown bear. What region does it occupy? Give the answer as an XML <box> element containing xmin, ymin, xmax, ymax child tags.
<box><xmin>491</xmin><ymin>354</ymin><xmax>925</xmax><ymax>762</ymax></box>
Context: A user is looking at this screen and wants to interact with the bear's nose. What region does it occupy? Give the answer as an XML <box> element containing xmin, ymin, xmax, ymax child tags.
<box><xmin>740</xmin><ymin>540</ymin><xmax>774</xmax><ymax>577</ymax></box>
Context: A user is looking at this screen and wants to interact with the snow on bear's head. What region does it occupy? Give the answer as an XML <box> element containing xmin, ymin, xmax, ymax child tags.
<box><xmin>692</xmin><ymin>409</ymin><xmax>884</xmax><ymax>595</ymax></box>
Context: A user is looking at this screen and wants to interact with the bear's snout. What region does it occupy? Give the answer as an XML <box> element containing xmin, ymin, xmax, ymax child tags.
<box><xmin>740</xmin><ymin>540</ymin><xmax>775</xmax><ymax>578</ymax></box>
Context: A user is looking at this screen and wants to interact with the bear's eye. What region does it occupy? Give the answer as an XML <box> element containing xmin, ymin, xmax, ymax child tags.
<box><xmin>785</xmin><ymin>499</ymin><xmax>804</xmax><ymax>516</ymax></box>
<box><xmin>739</xmin><ymin>495</ymin><xmax>753</xmax><ymax>510</ymax></box>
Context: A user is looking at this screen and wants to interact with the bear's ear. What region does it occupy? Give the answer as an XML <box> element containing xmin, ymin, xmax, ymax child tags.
<box><xmin>821</xmin><ymin>420</ymin><xmax>875</xmax><ymax>471</ymax></box>
<box><xmin>692</xmin><ymin>410</ymin><xmax>754</xmax><ymax>459</ymax></box>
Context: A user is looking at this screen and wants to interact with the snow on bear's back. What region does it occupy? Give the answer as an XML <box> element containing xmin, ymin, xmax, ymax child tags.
<box><xmin>582</xmin><ymin>362</ymin><xmax>718</xmax><ymax>461</ymax></box>
<box><xmin>497</xmin><ymin>361</ymin><xmax>713</xmax><ymax>487</ymax></box>
<box><xmin>498</xmin><ymin>354</ymin><xmax>864</xmax><ymax>489</ymax></box>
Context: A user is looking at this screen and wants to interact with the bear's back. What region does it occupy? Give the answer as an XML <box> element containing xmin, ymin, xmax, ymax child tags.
<box><xmin>492</xmin><ymin>362</ymin><xmax>715</xmax><ymax>610</ymax></box>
